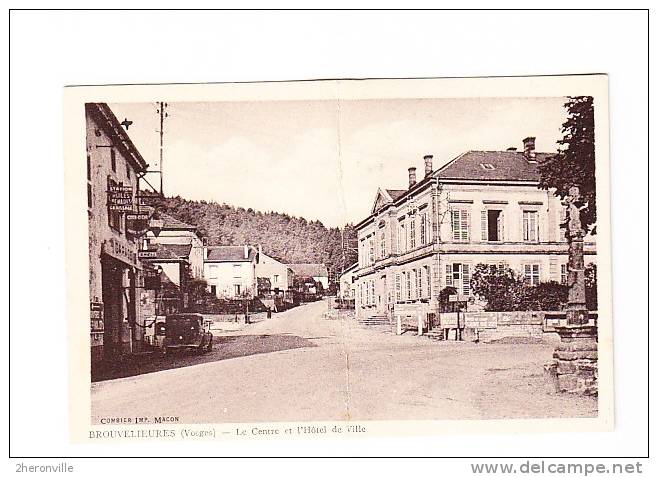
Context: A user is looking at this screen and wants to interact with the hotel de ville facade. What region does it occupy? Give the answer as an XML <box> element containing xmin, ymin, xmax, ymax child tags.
<box><xmin>352</xmin><ymin>137</ymin><xmax>597</xmax><ymax>322</ymax></box>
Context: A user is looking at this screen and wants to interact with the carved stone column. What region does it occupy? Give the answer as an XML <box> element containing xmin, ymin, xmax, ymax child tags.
<box><xmin>548</xmin><ymin>186</ymin><xmax>598</xmax><ymax>396</ymax></box>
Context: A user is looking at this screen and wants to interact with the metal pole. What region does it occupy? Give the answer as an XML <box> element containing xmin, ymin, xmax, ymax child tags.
<box><xmin>159</xmin><ymin>102</ymin><xmax>164</xmax><ymax>196</ymax></box>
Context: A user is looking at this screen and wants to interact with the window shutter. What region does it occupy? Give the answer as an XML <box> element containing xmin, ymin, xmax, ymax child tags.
<box><xmin>445</xmin><ymin>264</ymin><xmax>453</xmax><ymax>286</ymax></box>
<box><xmin>462</xmin><ymin>210</ymin><xmax>470</xmax><ymax>241</ymax></box>
<box><xmin>481</xmin><ymin>210</ymin><xmax>487</xmax><ymax>241</ymax></box>
<box><xmin>451</xmin><ymin>210</ymin><xmax>459</xmax><ymax>241</ymax></box>
<box><xmin>462</xmin><ymin>264</ymin><xmax>470</xmax><ymax>295</ymax></box>
<box><xmin>498</xmin><ymin>211</ymin><xmax>504</xmax><ymax>241</ymax></box>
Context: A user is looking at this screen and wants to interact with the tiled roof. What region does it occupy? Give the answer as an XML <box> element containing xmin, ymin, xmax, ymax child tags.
<box><xmin>158</xmin><ymin>212</ymin><xmax>197</xmax><ymax>230</ymax></box>
<box><xmin>434</xmin><ymin>150</ymin><xmax>553</xmax><ymax>182</ymax></box>
<box><xmin>140</xmin><ymin>207</ymin><xmax>197</xmax><ymax>230</ymax></box>
<box><xmin>288</xmin><ymin>263</ymin><xmax>328</xmax><ymax>277</ymax></box>
<box><xmin>206</xmin><ymin>245</ymin><xmax>258</xmax><ymax>262</ymax></box>
<box><xmin>149</xmin><ymin>243</ymin><xmax>192</xmax><ymax>261</ymax></box>
<box><xmin>386</xmin><ymin>189</ymin><xmax>406</xmax><ymax>201</ymax></box>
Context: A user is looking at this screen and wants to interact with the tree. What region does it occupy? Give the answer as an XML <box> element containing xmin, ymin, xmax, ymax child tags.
<box><xmin>438</xmin><ymin>286</ymin><xmax>459</xmax><ymax>313</ymax></box>
<box><xmin>470</xmin><ymin>264</ymin><xmax>522</xmax><ymax>312</ymax></box>
<box><xmin>538</xmin><ymin>96</ymin><xmax>597</xmax><ymax>235</ymax></box>
<box><xmin>470</xmin><ymin>263</ymin><xmax>573</xmax><ymax>312</ymax></box>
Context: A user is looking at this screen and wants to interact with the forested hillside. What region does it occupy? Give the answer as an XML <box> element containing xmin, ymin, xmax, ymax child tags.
<box><xmin>150</xmin><ymin>194</ymin><xmax>358</xmax><ymax>277</ymax></box>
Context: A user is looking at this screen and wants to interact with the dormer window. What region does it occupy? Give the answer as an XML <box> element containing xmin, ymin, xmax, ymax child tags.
<box><xmin>480</xmin><ymin>163</ymin><xmax>495</xmax><ymax>170</ymax></box>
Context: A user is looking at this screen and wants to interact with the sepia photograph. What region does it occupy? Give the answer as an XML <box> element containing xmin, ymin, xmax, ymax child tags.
<box><xmin>64</xmin><ymin>75</ymin><xmax>612</xmax><ymax>439</ymax></box>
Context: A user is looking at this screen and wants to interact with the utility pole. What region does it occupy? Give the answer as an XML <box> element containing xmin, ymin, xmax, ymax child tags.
<box><xmin>157</xmin><ymin>102</ymin><xmax>168</xmax><ymax>196</ymax></box>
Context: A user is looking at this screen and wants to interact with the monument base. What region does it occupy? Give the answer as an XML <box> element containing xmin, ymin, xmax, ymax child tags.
<box><xmin>547</xmin><ymin>324</ymin><xmax>598</xmax><ymax>396</ymax></box>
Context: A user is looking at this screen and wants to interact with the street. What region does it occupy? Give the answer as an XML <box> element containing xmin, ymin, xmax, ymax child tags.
<box><xmin>91</xmin><ymin>299</ymin><xmax>597</xmax><ymax>424</ymax></box>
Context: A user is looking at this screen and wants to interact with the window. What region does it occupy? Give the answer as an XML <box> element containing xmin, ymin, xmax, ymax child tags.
<box><xmin>370</xmin><ymin>281</ymin><xmax>375</xmax><ymax>305</ymax></box>
<box><xmin>110</xmin><ymin>148</ymin><xmax>116</xmax><ymax>172</ymax></box>
<box><xmin>481</xmin><ymin>209</ymin><xmax>504</xmax><ymax>241</ymax></box>
<box><xmin>561</xmin><ymin>264</ymin><xmax>568</xmax><ymax>285</ymax></box>
<box><xmin>522</xmin><ymin>210</ymin><xmax>539</xmax><ymax>242</ymax></box>
<box><xmin>417</xmin><ymin>268</ymin><xmax>423</xmax><ymax>299</ymax></box>
<box><xmin>395</xmin><ymin>274</ymin><xmax>401</xmax><ymax>302</ymax></box>
<box><xmin>424</xmin><ymin>265</ymin><xmax>431</xmax><ymax>298</ymax></box>
<box><xmin>234</xmin><ymin>284</ymin><xmax>242</xmax><ymax>296</ymax></box>
<box><xmin>208</xmin><ymin>265</ymin><xmax>218</xmax><ymax>279</ymax></box>
<box><xmin>445</xmin><ymin>263</ymin><xmax>471</xmax><ymax>295</ymax></box>
<box><xmin>409</xmin><ymin>218</ymin><xmax>416</xmax><ymax>249</ymax></box>
<box><xmin>87</xmin><ymin>153</ymin><xmax>91</xmax><ymax>181</ymax></box>
<box><xmin>87</xmin><ymin>183</ymin><xmax>93</xmax><ymax>209</ymax></box>
<box><xmin>451</xmin><ymin>209</ymin><xmax>470</xmax><ymax>242</ymax></box>
<box><xmin>210</xmin><ymin>285</ymin><xmax>217</xmax><ymax>295</ymax></box>
<box><xmin>420</xmin><ymin>213</ymin><xmax>428</xmax><ymax>245</ymax></box>
<box><xmin>273</xmin><ymin>274</ymin><xmax>279</xmax><ymax>283</ymax></box>
<box><xmin>398</xmin><ymin>222</ymin><xmax>406</xmax><ymax>254</ymax></box>
<box><xmin>233</xmin><ymin>264</ymin><xmax>242</xmax><ymax>278</ymax></box>
<box><xmin>524</xmin><ymin>264</ymin><xmax>541</xmax><ymax>286</ymax></box>
<box><xmin>480</xmin><ymin>163</ymin><xmax>495</xmax><ymax>170</ymax></box>
<box><xmin>405</xmin><ymin>272</ymin><xmax>412</xmax><ymax>300</ymax></box>
<box><xmin>559</xmin><ymin>207</ymin><xmax>568</xmax><ymax>241</ymax></box>
<box><xmin>380</xmin><ymin>230</ymin><xmax>386</xmax><ymax>259</ymax></box>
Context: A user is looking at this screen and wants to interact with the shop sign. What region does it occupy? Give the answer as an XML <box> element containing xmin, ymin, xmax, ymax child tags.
<box><xmin>102</xmin><ymin>238</ymin><xmax>137</xmax><ymax>266</ymax></box>
<box><xmin>108</xmin><ymin>184</ymin><xmax>133</xmax><ymax>212</ymax></box>
<box><xmin>138</xmin><ymin>250</ymin><xmax>157</xmax><ymax>259</ymax></box>
<box><xmin>90</xmin><ymin>301</ymin><xmax>104</xmax><ymax>332</ymax></box>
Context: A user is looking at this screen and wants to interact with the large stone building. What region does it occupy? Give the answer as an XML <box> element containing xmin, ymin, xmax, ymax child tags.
<box><xmin>352</xmin><ymin>137</ymin><xmax>597</xmax><ymax>321</ymax></box>
<box><xmin>86</xmin><ymin>103</ymin><xmax>149</xmax><ymax>364</ymax></box>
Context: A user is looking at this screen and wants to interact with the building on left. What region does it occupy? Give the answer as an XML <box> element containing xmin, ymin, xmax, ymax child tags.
<box><xmin>86</xmin><ymin>103</ymin><xmax>149</xmax><ymax>366</ymax></box>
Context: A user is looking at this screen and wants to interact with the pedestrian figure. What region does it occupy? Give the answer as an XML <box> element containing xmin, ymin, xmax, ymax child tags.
<box><xmin>267</xmin><ymin>306</ymin><xmax>272</xmax><ymax>319</ymax></box>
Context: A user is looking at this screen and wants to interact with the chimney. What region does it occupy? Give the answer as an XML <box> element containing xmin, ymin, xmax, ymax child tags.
<box><xmin>244</xmin><ymin>245</ymin><xmax>249</xmax><ymax>259</ymax></box>
<box><xmin>523</xmin><ymin>136</ymin><xmax>536</xmax><ymax>161</ymax></box>
<box><xmin>203</xmin><ymin>246</ymin><xmax>208</xmax><ymax>260</ymax></box>
<box><xmin>257</xmin><ymin>244</ymin><xmax>262</xmax><ymax>256</ymax></box>
<box><xmin>408</xmin><ymin>167</ymin><xmax>417</xmax><ymax>188</ymax></box>
<box><xmin>423</xmin><ymin>155</ymin><xmax>433</xmax><ymax>177</ymax></box>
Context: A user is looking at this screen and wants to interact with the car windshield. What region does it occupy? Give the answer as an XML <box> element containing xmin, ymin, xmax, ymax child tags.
<box><xmin>167</xmin><ymin>316</ymin><xmax>199</xmax><ymax>331</ymax></box>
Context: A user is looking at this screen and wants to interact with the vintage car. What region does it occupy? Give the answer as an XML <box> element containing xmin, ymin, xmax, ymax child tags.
<box><xmin>163</xmin><ymin>313</ymin><xmax>213</xmax><ymax>354</ymax></box>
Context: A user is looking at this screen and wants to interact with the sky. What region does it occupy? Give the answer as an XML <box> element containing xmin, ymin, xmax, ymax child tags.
<box><xmin>109</xmin><ymin>96</ymin><xmax>568</xmax><ymax>228</ymax></box>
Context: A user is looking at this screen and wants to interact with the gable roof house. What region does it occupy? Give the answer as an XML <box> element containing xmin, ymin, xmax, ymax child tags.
<box><xmin>288</xmin><ymin>263</ymin><xmax>329</xmax><ymax>290</ymax></box>
<box><xmin>203</xmin><ymin>245</ymin><xmax>260</xmax><ymax>299</ymax></box>
<box><xmin>256</xmin><ymin>248</ymin><xmax>294</xmax><ymax>294</ymax></box>
<box><xmin>352</xmin><ymin>137</ymin><xmax>596</xmax><ymax>321</ymax></box>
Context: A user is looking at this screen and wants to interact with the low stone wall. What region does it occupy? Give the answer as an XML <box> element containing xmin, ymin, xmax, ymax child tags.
<box><xmin>435</xmin><ymin>310</ymin><xmax>546</xmax><ymax>342</ymax></box>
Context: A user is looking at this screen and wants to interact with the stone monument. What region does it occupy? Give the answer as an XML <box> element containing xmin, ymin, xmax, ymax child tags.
<box><xmin>549</xmin><ymin>186</ymin><xmax>598</xmax><ymax>395</ymax></box>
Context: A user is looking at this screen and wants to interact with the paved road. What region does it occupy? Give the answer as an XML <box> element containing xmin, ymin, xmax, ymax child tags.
<box><xmin>91</xmin><ymin>299</ymin><xmax>596</xmax><ymax>424</ymax></box>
